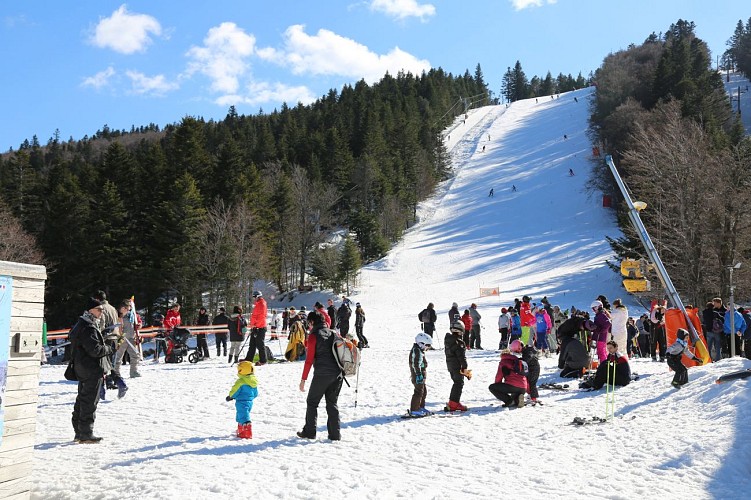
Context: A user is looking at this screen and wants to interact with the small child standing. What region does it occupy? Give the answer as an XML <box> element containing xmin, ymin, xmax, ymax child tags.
<box><xmin>666</xmin><ymin>329</ymin><xmax>703</xmax><ymax>388</ymax></box>
<box><xmin>226</xmin><ymin>360</ymin><xmax>258</xmax><ymax>438</ymax></box>
<box><xmin>408</xmin><ymin>333</ymin><xmax>433</xmax><ymax>416</ymax></box>
<box><xmin>521</xmin><ymin>345</ymin><xmax>540</xmax><ymax>404</ymax></box>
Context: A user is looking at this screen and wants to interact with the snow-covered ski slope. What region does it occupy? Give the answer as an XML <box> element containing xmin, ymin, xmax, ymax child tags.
<box><xmin>32</xmin><ymin>90</ymin><xmax>751</xmax><ymax>499</ymax></box>
<box><xmin>356</xmin><ymin>87</ymin><xmax>634</xmax><ymax>330</ymax></box>
<box><xmin>725</xmin><ymin>71</ymin><xmax>751</xmax><ymax>134</ymax></box>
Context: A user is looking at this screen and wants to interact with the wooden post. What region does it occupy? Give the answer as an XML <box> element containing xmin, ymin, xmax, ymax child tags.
<box><xmin>0</xmin><ymin>260</ymin><xmax>46</xmax><ymax>500</ymax></box>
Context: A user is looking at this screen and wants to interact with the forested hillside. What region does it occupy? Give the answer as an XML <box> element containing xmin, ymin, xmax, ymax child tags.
<box><xmin>590</xmin><ymin>19</ymin><xmax>751</xmax><ymax>306</ymax></box>
<box><xmin>0</xmin><ymin>67</ymin><xmax>488</xmax><ymax>328</ymax></box>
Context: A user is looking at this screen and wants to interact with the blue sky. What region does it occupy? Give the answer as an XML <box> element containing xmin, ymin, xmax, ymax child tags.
<box><xmin>1</xmin><ymin>0</ymin><xmax>747</xmax><ymax>152</ymax></box>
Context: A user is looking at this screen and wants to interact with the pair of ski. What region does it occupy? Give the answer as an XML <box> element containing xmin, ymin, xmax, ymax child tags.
<box><xmin>569</xmin><ymin>416</ymin><xmax>608</xmax><ymax>426</ymax></box>
<box><xmin>400</xmin><ymin>401</ymin><xmax>542</xmax><ymax>419</ymax></box>
<box><xmin>539</xmin><ymin>383</ymin><xmax>569</xmax><ymax>391</ymax></box>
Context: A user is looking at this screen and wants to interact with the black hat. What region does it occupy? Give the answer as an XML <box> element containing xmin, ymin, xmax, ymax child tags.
<box><xmin>676</xmin><ymin>328</ymin><xmax>688</xmax><ymax>340</ymax></box>
<box><xmin>86</xmin><ymin>297</ymin><xmax>103</xmax><ymax>311</ymax></box>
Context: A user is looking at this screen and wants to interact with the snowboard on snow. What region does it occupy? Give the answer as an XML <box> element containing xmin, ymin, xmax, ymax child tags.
<box><xmin>715</xmin><ymin>369</ymin><xmax>751</xmax><ymax>385</ymax></box>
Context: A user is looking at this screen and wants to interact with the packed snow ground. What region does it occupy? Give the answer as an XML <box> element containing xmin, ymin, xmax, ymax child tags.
<box><xmin>33</xmin><ymin>90</ymin><xmax>751</xmax><ymax>499</ymax></box>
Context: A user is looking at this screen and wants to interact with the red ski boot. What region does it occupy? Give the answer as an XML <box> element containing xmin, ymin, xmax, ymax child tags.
<box><xmin>446</xmin><ymin>400</ymin><xmax>468</xmax><ymax>412</ymax></box>
<box><xmin>239</xmin><ymin>422</ymin><xmax>253</xmax><ymax>439</ymax></box>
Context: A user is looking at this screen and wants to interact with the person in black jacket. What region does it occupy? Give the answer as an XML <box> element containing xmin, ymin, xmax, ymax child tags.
<box><xmin>521</xmin><ymin>345</ymin><xmax>540</xmax><ymax>402</ymax></box>
<box><xmin>212</xmin><ymin>307</ymin><xmax>229</xmax><ymax>357</ymax></box>
<box><xmin>298</xmin><ymin>311</ymin><xmax>343</xmax><ymax>441</ymax></box>
<box><xmin>327</xmin><ymin>299</ymin><xmax>338</xmax><ymax>330</ymax></box>
<box><xmin>69</xmin><ymin>298</ymin><xmax>114</xmax><ymax>443</ymax></box>
<box><xmin>558</xmin><ymin>333</ymin><xmax>589</xmax><ymax>378</ymax></box>
<box><xmin>354</xmin><ymin>302</ymin><xmax>368</xmax><ymax>348</ymax></box>
<box><xmin>448</xmin><ymin>302</ymin><xmax>460</xmax><ymax>323</ymax></box>
<box><xmin>195</xmin><ymin>307</ymin><xmax>211</xmax><ymax>358</ymax></box>
<box><xmin>444</xmin><ymin>321</ymin><xmax>471</xmax><ymax>411</ymax></box>
<box><xmin>226</xmin><ymin>306</ymin><xmax>247</xmax><ymax>364</ymax></box>
<box><xmin>418</xmin><ymin>303</ymin><xmax>437</xmax><ymax>338</ymax></box>
<box><xmin>337</xmin><ymin>300</ymin><xmax>352</xmax><ymax>337</ymax></box>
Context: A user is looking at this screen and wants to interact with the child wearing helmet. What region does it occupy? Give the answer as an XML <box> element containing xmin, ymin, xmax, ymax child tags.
<box><xmin>408</xmin><ymin>333</ymin><xmax>433</xmax><ymax>416</ymax></box>
<box><xmin>591</xmin><ymin>300</ymin><xmax>611</xmax><ymax>362</ymax></box>
<box><xmin>444</xmin><ymin>321</ymin><xmax>471</xmax><ymax>411</ymax></box>
<box><xmin>489</xmin><ymin>340</ymin><xmax>529</xmax><ymax>408</ymax></box>
<box><xmin>226</xmin><ymin>361</ymin><xmax>259</xmax><ymax>438</ymax></box>
<box><xmin>665</xmin><ymin>329</ymin><xmax>703</xmax><ymax>388</ymax></box>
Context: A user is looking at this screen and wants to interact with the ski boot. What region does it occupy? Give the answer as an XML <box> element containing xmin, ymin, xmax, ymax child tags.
<box><xmin>445</xmin><ymin>400</ymin><xmax>468</xmax><ymax>412</ymax></box>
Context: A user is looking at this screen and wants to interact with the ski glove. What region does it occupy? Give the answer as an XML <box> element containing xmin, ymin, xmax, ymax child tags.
<box><xmin>415</xmin><ymin>375</ymin><xmax>424</xmax><ymax>384</ymax></box>
<box><xmin>226</xmin><ymin>395</ymin><xmax>234</xmax><ymax>401</ymax></box>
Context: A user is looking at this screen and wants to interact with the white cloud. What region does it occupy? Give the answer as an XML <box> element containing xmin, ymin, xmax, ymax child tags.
<box><xmin>91</xmin><ymin>4</ymin><xmax>162</xmax><ymax>54</ymax></box>
<box><xmin>510</xmin><ymin>0</ymin><xmax>557</xmax><ymax>10</ymax></box>
<box><xmin>81</xmin><ymin>66</ymin><xmax>116</xmax><ymax>89</ymax></box>
<box><xmin>185</xmin><ymin>22</ymin><xmax>256</xmax><ymax>94</ymax></box>
<box><xmin>215</xmin><ymin>81</ymin><xmax>317</xmax><ymax>107</ymax></box>
<box><xmin>125</xmin><ymin>70</ymin><xmax>178</xmax><ymax>95</ymax></box>
<box><xmin>267</xmin><ymin>24</ymin><xmax>431</xmax><ymax>83</ymax></box>
<box><xmin>369</xmin><ymin>0</ymin><xmax>436</xmax><ymax>21</ymax></box>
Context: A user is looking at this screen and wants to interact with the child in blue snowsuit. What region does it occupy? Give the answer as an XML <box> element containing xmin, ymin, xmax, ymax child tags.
<box><xmin>226</xmin><ymin>360</ymin><xmax>258</xmax><ymax>438</ymax></box>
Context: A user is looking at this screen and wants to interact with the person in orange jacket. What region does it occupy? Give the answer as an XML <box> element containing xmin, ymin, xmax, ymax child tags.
<box><xmin>244</xmin><ymin>291</ymin><xmax>268</xmax><ymax>365</ymax></box>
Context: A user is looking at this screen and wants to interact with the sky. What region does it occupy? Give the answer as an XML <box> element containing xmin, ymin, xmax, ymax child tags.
<box><xmin>0</xmin><ymin>0</ymin><xmax>748</xmax><ymax>152</ymax></box>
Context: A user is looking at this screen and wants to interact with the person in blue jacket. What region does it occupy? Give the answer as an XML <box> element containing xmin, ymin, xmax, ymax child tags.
<box><xmin>510</xmin><ymin>309</ymin><xmax>522</xmax><ymax>341</ymax></box>
<box><xmin>226</xmin><ymin>360</ymin><xmax>258</xmax><ymax>439</ymax></box>
<box><xmin>724</xmin><ymin>307</ymin><xmax>746</xmax><ymax>357</ymax></box>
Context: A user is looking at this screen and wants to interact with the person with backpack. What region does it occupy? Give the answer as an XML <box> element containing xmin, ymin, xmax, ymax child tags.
<box><xmin>665</xmin><ymin>330</ymin><xmax>703</xmax><ymax>388</ymax></box>
<box><xmin>244</xmin><ymin>291</ymin><xmax>268</xmax><ymax>365</ymax></box>
<box><xmin>226</xmin><ymin>360</ymin><xmax>258</xmax><ymax>439</ymax></box>
<box><xmin>448</xmin><ymin>302</ymin><xmax>460</xmax><ymax>324</ymax></box>
<box><xmin>469</xmin><ymin>303</ymin><xmax>482</xmax><ymax>350</ymax></box>
<box><xmin>444</xmin><ymin>320</ymin><xmax>471</xmax><ymax>412</ymax></box>
<box><xmin>408</xmin><ymin>333</ymin><xmax>433</xmax><ymax>416</ymax></box>
<box><xmin>298</xmin><ymin>311</ymin><xmax>343</xmax><ymax>441</ymax></box>
<box><xmin>488</xmin><ymin>339</ymin><xmax>528</xmax><ymax>408</ymax></box>
<box><xmin>212</xmin><ymin>307</ymin><xmax>229</xmax><ymax>357</ymax></box>
<box><xmin>354</xmin><ymin>302</ymin><xmax>368</xmax><ymax>348</ymax></box>
<box><xmin>337</xmin><ymin>300</ymin><xmax>352</xmax><ymax>337</ymax></box>
<box><xmin>498</xmin><ymin>307</ymin><xmax>510</xmax><ymax>350</ymax></box>
<box><xmin>227</xmin><ymin>306</ymin><xmax>247</xmax><ymax>364</ymax></box>
<box><xmin>418</xmin><ymin>303</ymin><xmax>437</xmax><ymax>339</ymax></box>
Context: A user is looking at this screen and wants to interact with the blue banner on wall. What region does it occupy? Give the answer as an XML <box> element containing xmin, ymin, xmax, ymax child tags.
<box><xmin>0</xmin><ymin>275</ymin><xmax>12</xmax><ymax>446</ymax></box>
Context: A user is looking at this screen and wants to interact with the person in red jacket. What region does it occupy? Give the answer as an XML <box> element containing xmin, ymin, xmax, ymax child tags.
<box><xmin>163</xmin><ymin>304</ymin><xmax>182</xmax><ymax>359</ymax></box>
<box><xmin>461</xmin><ymin>309</ymin><xmax>473</xmax><ymax>349</ymax></box>
<box><xmin>315</xmin><ymin>301</ymin><xmax>332</xmax><ymax>328</ymax></box>
<box><xmin>519</xmin><ymin>296</ymin><xmax>536</xmax><ymax>346</ymax></box>
<box><xmin>488</xmin><ymin>339</ymin><xmax>529</xmax><ymax>408</ymax></box>
<box><xmin>244</xmin><ymin>291</ymin><xmax>268</xmax><ymax>365</ymax></box>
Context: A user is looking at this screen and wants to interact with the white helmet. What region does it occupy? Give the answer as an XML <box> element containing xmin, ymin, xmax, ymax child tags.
<box><xmin>415</xmin><ymin>333</ymin><xmax>433</xmax><ymax>346</ymax></box>
<box><xmin>590</xmin><ymin>300</ymin><xmax>603</xmax><ymax>311</ymax></box>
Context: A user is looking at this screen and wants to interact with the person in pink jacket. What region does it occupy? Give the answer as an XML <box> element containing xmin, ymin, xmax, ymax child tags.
<box><xmin>488</xmin><ymin>340</ymin><xmax>529</xmax><ymax>407</ymax></box>
<box><xmin>244</xmin><ymin>291</ymin><xmax>269</xmax><ymax>365</ymax></box>
<box><xmin>591</xmin><ymin>300</ymin><xmax>612</xmax><ymax>362</ymax></box>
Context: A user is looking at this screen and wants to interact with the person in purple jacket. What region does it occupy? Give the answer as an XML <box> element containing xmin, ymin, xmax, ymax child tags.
<box><xmin>591</xmin><ymin>300</ymin><xmax>612</xmax><ymax>362</ymax></box>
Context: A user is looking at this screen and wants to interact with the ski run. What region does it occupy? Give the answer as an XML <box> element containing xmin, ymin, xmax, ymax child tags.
<box><xmin>34</xmin><ymin>87</ymin><xmax>751</xmax><ymax>499</ymax></box>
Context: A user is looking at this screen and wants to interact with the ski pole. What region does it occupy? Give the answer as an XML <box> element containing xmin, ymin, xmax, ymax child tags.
<box><xmin>232</xmin><ymin>334</ymin><xmax>251</xmax><ymax>367</ymax></box>
<box><xmin>354</xmin><ymin>347</ymin><xmax>362</xmax><ymax>408</ymax></box>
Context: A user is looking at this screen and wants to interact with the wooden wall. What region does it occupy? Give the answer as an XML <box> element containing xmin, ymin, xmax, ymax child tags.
<box><xmin>0</xmin><ymin>261</ymin><xmax>46</xmax><ymax>500</ymax></box>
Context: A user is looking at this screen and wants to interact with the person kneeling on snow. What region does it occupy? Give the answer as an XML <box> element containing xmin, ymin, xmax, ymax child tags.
<box><xmin>580</xmin><ymin>341</ymin><xmax>630</xmax><ymax>390</ymax></box>
<box><xmin>488</xmin><ymin>340</ymin><xmax>528</xmax><ymax>407</ymax></box>
<box><xmin>558</xmin><ymin>324</ymin><xmax>590</xmax><ymax>378</ymax></box>
<box><xmin>666</xmin><ymin>329</ymin><xmax>703</xmax><ymax>388</ymax></box>
<box><xmin>409</xmin><ymin>333</ymin><xmax>433</xmax><ymax>416</ymax></box>
<box><xmin>445</xmin><ymin>321</ymin><xmax>472</xmax><ymax>411</ymax></box>
<box><xmin>226</xmin><ymin>361</ymin><xmax>258</xmax><ymax>439</ymax></box>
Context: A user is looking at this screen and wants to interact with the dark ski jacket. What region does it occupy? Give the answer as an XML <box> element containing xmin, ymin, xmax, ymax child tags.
<box><xmin>444</xmin><ymin>332</ymin><xmax>467</xmax><ymax>372</ymax></box>
<box><xmin>302</xmin><ymin>325</ymin><xmax>340</xmax><ymax>380</ymax></box>
<box><xmin>355</xmin><ymin>307</ymin><xmax>365</xmax><ymax>328</ymax></box>
<box><xmin>558</xmin><ymin>336</ymin><xmax>589</xmax><ymax>373</ymax></box>
<box><xmin>448</xmin><ymin>305</ymin><xmax>460</xmax><ymax>323</ymax></box>
<box><xmin>419</xmin><ymin>307</ymin><xmax>437</xmax><ymax>335</ymax></box>
<box><xmin>196</xmin><ymin>312</ymin><xmax>211</xmax><ymax>326</ymax></box>
<box><xmin>409</xmin><ymin>343</ymin><xmax>428</xmax><ymax>380</ymax></box>
<box><xmin>70</xmin><ymin>313</ymin><xmax>113</xmax><ymax>380</ymax></box>
<box><xmin>521</xmin><ymin>345</ymin><xmax>540</xmax><ymax>388</ymax></box>
<box><xmin>337</xmin><ymin>304</ymin><xmax>351</xmax><ymax>327</ymax></box>
<box><xmin>327</xmin><ymin>305</ymin><xmax>337</xmax><ymax>328</ymax></box>
<box><xmin>213</xmin><ymin>312</ymin><xmax>230</xmax><ymax>327</ymax></box>
<box><xmin>227</xmin><ymin>313</ymin><xmax>247</xmax><ymax>342</ymax></box>
<box><xmin>590</xmin><ymin>352</ymin><xmax>630</xmax><ymax>389</ymax></box>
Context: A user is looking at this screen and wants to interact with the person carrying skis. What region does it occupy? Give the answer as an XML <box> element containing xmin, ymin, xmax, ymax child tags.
<box><xmin>665</xmin><ymin>329</ymin><xmax>703</xmax><ymax>388</ymax></box>
<box><xmin>488</xmin><ymin>339</ymin><xmax>528</xmax><ymax>408</ymax></box>
<box><xmin>226</xmin><ymin>360</ymin><xmax>258</xmax><ymax>439</ymax></box>
<box><xmin>409</xmin><ymin>333</ymin><xmax>433</xmax><ymax>416</ymax></box>
<box><xmin>444</xmin><ymin>320</ymin><xmax>471</xmax><ymax>411</ymax></box>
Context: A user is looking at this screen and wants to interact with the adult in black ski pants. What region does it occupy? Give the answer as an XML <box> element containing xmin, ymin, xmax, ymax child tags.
<box><xmin>298</xmin><ymin>311</ymin><xmax>343</xmax><ymax>441</ymax></box>
<box><xmin>245</xmin><ymin>327</ymin><xmax>267</xmax><ymax>364</ymax></box>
